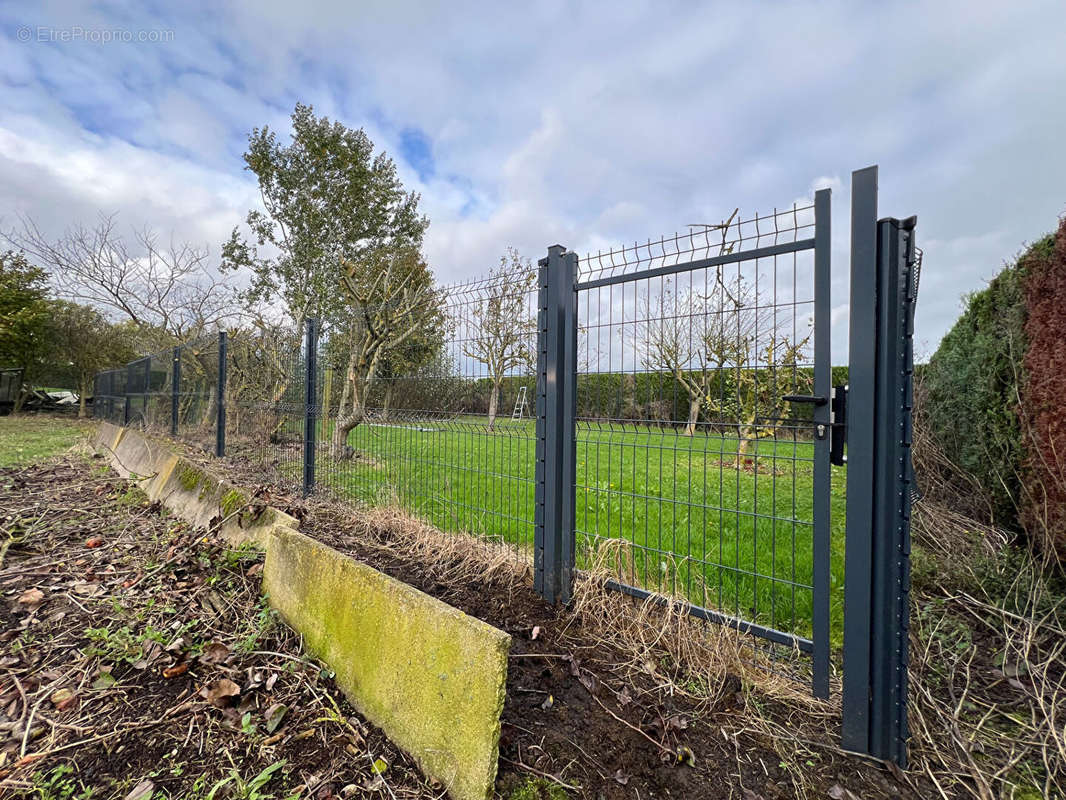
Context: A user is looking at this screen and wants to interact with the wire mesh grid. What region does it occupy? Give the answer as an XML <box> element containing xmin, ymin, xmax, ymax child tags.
<box><xmin>573</xmin><ymin>202</ymin><xmax>830</xmax><ymax>660</ymax></box>
<box><xmin>174</xmin><ymin>334</ymin><xmax>219</xmax><ymax>449</ymax></box>
<box><xmin>222</xmin><ymin>328</ymin><xmax>305</xmax><ymax>490</ymax></box>
<box><xmin>309</xmin><ymin>272</ymin><xmax>539</xmax><ymax>561</ymax></box>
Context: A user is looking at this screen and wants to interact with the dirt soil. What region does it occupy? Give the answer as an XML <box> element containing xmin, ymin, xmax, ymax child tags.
<box><xmin>0</xmin><ymin>456</ymin><xmax>438</xmax><ymax>799</ymax></box>
<box><xmin>0</xmin><ymin>442</ymin><xmax>916</xmax><ymax>799</ymax></box>
<box><xmin>221</xmin><ymin>469</ymin><xmax>912</xmax><ymax>800</ymax></box>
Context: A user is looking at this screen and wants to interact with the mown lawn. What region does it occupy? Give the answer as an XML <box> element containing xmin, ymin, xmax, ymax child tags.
<box><xmin>270</xmin><ymin>415</ymin><xmax>847</xmax><ymax>643</ymax></box>
<box><xmin>0</xmin><ymin>414</ymin><xmax>89</xmax><ymax>467</ymax></box>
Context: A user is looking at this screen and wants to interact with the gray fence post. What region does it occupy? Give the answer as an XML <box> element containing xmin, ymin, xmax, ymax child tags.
<box><xmin>216</xmin><ymin>331</ymin><xmax>227</xmax><ymax>458</ymax></box>
<box><xmin>842</xmin><ymin>165</ymin><xmax>918</xmax><ymax>767</ymax></box>
<box><xmin>303</xmin><ymin>318</ymin><xmax>318</xmax><ymax>497</ymax></box>
<box><xmin>171</xmin><ymin>346</ymin><xmax>180</xmax><ymax>436</ymax></box>
<box><xmin>534</xmin><ymin>245</ymin><xmax>577</xmax><ymax>605</ymax></box>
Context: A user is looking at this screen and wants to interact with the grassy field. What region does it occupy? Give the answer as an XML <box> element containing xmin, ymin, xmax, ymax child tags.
<box><xmin>264</xmin><ymin>414</ymin><xmax>847</xmax><ymax>642</ymax></box>
<box><xmin>0</xmin><ymin>414</ymin><xmax>89</xmax><ymax>467</ymax></box>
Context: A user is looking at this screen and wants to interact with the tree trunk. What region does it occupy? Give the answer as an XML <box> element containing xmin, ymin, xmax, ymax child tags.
<box><xmin>330</xmin><ymin>345</ymin><xmax>371</xmax><ymax>460</ymax></box>
<box><xmin>382</xmin><ymin>383</ymin><xmax>394</xmax><ymax>422</ymax></box>
<box><xmin>487</xmin><ymin>381</ymin><xmax>500</xmax><ymax>431</ymax></box>
<box><xmin>78</xmin><ymin>376</ymin><xmax>89</xmax><ymax>419</ymax></box>
<box><xmin>683</xmin><ymin>396</ymin><xmax>701</xmax><ymax>436</ymax></box>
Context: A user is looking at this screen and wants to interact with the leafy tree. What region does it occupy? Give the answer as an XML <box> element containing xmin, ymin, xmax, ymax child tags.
<box><xmin>222</xmin><ymin>103</ymin><xmax>428</xmax><ymax>338</ymax></box>
<box><xmin>222</xmin><ymin>104</ymin><xmax>429</xmax><ymax>437</ymax></box>
<box><xmin>462</xmin><ymin>249</ymin><xmax>537</xmax><ymax>431</ymax></box>
<box><xmin>0</xmin><ymin>251</ymin><xmax>52</xmax><ymax>412</ymax></box>
<box><xmin>49</xmin><ymin>302</ymin><xmax>140</xmax><ymax>417</ymax></box>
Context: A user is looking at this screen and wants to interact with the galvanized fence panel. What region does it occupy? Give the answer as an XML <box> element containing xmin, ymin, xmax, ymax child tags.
<box><xmin>304</xmin><ymin>274</ymin><xmax>540</xmax><ymax>563</ymax></box>
<box><xmin>567</xmin><ymin>196</ymin><xmax>833</xmax><ymax>693</ymax></box>
<box><xmin>88</xmin><ymin>167</ymin><xmax>918</xmax><ymax>765</ymax></box>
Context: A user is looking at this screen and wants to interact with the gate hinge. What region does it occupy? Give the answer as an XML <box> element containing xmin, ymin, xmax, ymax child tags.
<box><xmin>830</xmin><ymin>384</ymin><xmax>848</xmax><ymax>466</ymax></box>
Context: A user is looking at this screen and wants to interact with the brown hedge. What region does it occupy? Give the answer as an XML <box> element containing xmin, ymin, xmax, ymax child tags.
<box><xmin>1019</xmin><ymin>217</ymin><xmax>1066</xmax><ymax>561</ymax></box>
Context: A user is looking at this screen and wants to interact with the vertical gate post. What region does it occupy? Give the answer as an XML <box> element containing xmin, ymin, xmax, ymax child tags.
<box><xmin>216</xmin><ymin>331</ymin><xmax>227</xmax><ymax>458</ymax></box>
<box><xmin>811</xmin><ymin>187</ymin><xmax>832</xmax><ymax>700</ymax></box>
<box><xmin>303</xmin><ymin>318</ymin><xmax>318</xmax><ymax>497</ymax></box>
<box><xmin>171</xmin><ymin>346</ymin><xmax>181</xmax><ymax>436</ymax></box>
<box><xmin>842</xmin><ymin>165</ymin><xmax>918</xmax><ymax>767</ymax></box>
<box><xmin>534</xmin><ymin>245</ymin><xmax>577</xmax><ymax>605</ymax></box>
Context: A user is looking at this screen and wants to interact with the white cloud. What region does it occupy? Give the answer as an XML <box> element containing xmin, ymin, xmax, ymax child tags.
<box><xmin>0</xmin><ymin>0</ymin><xmax>1063</xmax><ymax>357</ymax></box>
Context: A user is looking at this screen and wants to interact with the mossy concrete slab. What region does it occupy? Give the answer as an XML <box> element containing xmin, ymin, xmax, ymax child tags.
<box><xmin>264</xmin><ymin>527</ymin><xmax>510</xmax><ymax>800</ymax></box>
<box><xmin>94</xmin><ymin>422</ymin><xmax>126</xmax><ymax>465</ymax></box>
<box><xmin>91</xmin><ymin>426</ymin><xmax>297</xmax><ymax>549</ymax></box>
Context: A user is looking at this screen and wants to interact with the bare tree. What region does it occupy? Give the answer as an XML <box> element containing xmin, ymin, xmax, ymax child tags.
<box><xmin>639</xmin><ymin>271</ymin><xmax>811</xmax><ymax>453</ymax></box>
<box><xmin>462</xmin><ymin>248</ymin><xmax>537</xmax><ymax>431</ymax></box>
<box><xmin>330</xmin><ymin>246</ymin><xmax>442</xmax><ymax>459</ymax></box>
<box><xmin>3</xmin><ymin>213</ymin><xmax>230</xmax><ymax>341</ymax></box>
<box><xmin>639</xmin><ymin>277</ymin><xmax>752</xmax><ymax>436</ymax></box>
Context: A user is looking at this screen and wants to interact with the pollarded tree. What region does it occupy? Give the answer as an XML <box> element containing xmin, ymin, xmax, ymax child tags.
<box><xmin>462</xmin><ymin>248</ymin><xmax>537</xmax><ymax>431</ymax></box>
<box><xmin>639</xmin><ymin>276</ymin><xmax>754</xmax><ymax>436</ymax></box>
<box><xmin>640</xmin><ymin>271</ymin><xmax>811</xmax><ymax>452</ymax></box>
<box><xmin>329</xmin><ymin>246</ymin><xmax>443</xmax><ymax>459</ymax></box>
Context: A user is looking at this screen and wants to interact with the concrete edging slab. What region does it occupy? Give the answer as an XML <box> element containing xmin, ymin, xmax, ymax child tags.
<box><xmin>90</xmin><ymin>424</ymin><xmax>510</xmax><ymax>800</ymax></box>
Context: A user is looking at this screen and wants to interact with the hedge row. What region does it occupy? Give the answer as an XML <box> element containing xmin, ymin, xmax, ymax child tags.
<box><xmin>922</xmin><ymin>219</ymin><xmax>1066</xmax><ymax>561</ymax></box>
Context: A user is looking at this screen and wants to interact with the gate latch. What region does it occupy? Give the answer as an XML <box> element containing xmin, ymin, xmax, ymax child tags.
<box><xmin>830</xmin><ymin>384</ymin><xmax>848</xmax><ymax>465</ymax></box>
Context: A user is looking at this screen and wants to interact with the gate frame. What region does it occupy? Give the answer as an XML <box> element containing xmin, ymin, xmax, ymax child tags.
<box><xmin>534</xmin><ymin>190</ymin><xmax>834</xmax><ymax>699</ymax></box>
<box><xmin>842</xmin><ymin>165</ymin><xmax>918</xmax><ymax>767</ymax></box>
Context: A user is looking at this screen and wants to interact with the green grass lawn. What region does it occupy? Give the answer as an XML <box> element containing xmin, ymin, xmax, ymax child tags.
<box><xmin>0</xmin><ymin>414</ymin><xmax>89</xmax><ymax>467</ymax></box>
<box><xmin>270</xmin><ymin>414</ymin><xmax>846</xmax><ymax>643</ymax></box>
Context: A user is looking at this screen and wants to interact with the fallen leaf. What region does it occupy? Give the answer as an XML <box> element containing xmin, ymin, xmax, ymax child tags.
<box><xmin>162</xmin><ymin>663</ymin><xmax>189</xmax><ymax>679</ymax></box>
<box><xmin>617</xmin><ymin>685</ymin><xmax>633</xmax><ymax>707</ymax></box>
<box><xmin>371</xmin><ymin>758</ymin><xmax>388</xmax><ymax>775</ymax></box>
<box><xmin>613</xmin><ymin>769</ymin><xmax>630</xmax><ymax>785</ymax></box>
<box><xmin>85</xmin><ymin>537</ymin><xmax>104</xmax><ymax>549</ymax></box>
<box><xmin>265</xmin><ymin>672</ymin><xmax>278</xmax><ymax>691</ymax></box>
<box><xmin>200</xmin><ymin>678</ymin><xmax>240</xmax><ymax>707</ymax></box>
<box><xmin>264</xmin><ymin>703</ymin><xmax>288</xmax><ymax>734</ymax></box>
<box><xmin>827</xmin><ymin>785</ymin><xmax>861</xmax><ymax>800</ymax></box>
<box><xmin>17</xmin><ymin>589</ymin><xmax>44</xmax><ymax>606</ymax></box>
<box><xmin>665</xmin><ymin>714</ymin><xmax>689</xmax><ymax>732</ymax></box>
<box><xmin>578</xmin><ymin>671</ymin><xmax>599</xmax><ymax>695</ymax></box>
<box><xmin>125</xmin><ymin>777</ymin><xmax>154</xmax><ymax>800</ymax></box>
<box><xmin>200</xmin><ymin>642</ymin><xmax>230</xmax><ymax>665</ymax></box>
<box><xmin>50</xmin><ymin>689</ymin><xmax>75</xmax><ymax>708</ymax></box>
<box><xmin>676</xmin><ymin>745</ymin><xmax>696</xmax><ymax>767</ymax></box>
<box><xmin>93</xmin><ymin>673</ymin><xmax>117</xmax><ymax>690</ymax></box>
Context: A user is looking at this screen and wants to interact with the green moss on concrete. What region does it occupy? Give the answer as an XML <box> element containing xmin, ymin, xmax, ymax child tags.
<box><xmin>220</xmin><ymin>488</ymin><xmax>247</xmax><ymax>517</ymax></box>
<box><xmin>178</xmin><ymin>464</ymin><xmax>204</xmax><ymax>492</ymax></box>
<box><xmin>506</xmin><ymin>778</ymin><xmax>569</xmax><ymax>800</ymax></box>
<box><xmin>264</xmin><ymin>529</ymin><xmax>510</xmax><ymax>800</ymax></box>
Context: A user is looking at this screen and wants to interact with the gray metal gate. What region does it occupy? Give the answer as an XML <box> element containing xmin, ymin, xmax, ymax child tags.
<box><xmin>532</xmin><ymin>166</ymin><xmax>918</xmax><ymax>766</ymax></box>
<box><xmin>535</xmin><ymin>191</ymin><xmax>834</xmax><ymax>697</ymax></box>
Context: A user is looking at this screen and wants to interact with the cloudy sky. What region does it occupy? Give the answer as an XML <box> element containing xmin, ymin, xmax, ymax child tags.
<box><xmin>1</xmin><ymin>0</ymin><xmax>1063</xmax><ymax>360</ymax></box>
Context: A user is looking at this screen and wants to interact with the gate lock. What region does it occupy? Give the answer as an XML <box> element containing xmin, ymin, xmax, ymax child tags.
<box><xmin>783</xmin><ymin>385</ymin><xmax>848</xmax><ymax>466</ymax></box>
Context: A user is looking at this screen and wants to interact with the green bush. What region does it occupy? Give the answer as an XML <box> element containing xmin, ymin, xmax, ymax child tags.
<box><xmin>922</xmin><ymin>242</ymin><xmax>1042</xmax><ymax>528</ymax></box>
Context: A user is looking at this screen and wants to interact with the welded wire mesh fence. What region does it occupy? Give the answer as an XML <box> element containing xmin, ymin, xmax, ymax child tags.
<box><xmin>573</xmin><ymin>203</ymin><xmax>833</xmax><ymax>653</ymax></box>
<box><xmin>88</xmin><ymin>172</ymin><xmax>920</xmax><ymax>762</ymax></box>
<box><xmin>90</xmin><ymin>210</ymin><xmax>832</xmax><ymax>652</ymax></box>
